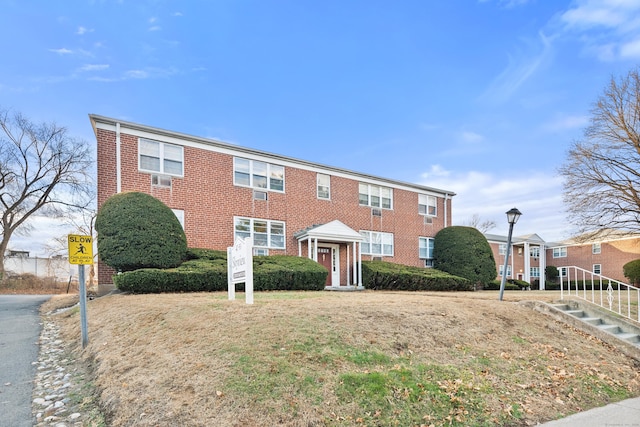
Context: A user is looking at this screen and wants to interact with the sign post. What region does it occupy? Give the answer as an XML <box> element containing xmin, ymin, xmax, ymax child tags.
<box><xmin>227</xmin><ymin>237</ymin><xmax>254</xmax><ymax>304</ymax></box>
<box><xmin>68</xmin><ymin>234</ymin><xmax>93</xmax><ymax>348</ymax></box>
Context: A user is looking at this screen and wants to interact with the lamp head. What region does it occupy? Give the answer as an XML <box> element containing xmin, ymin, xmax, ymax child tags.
<box><xmin>506</xmin><ymin>207</ymin><xmax>522</xmax><ymax>225</ymax></box>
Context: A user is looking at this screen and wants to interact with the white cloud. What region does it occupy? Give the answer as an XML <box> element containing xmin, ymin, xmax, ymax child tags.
<box><xmin>420</xmin><ymin>166</ymin><xmax>573</xmax><ymax>241</ymax></box>
<box><xmin>78</xmin><ymin>64</ymin><xmax>110</xmax><ymax>72</ymax></box>
<box><xmin>149</xmin><ymin>26</ymin><xmax>161</xmax><ymax>32</ymax></box>
<box><xmin>49</xmin><ymin>48</ymin><xmax>73</xmax><ymax>55</ymax></box>
<box><xmin>76</xmin><ymin>26</ymin><xmax>94</xmax><ymax>35</ymax></box>
<box><xmin>460</xmin><ymin>130</ymin><xmax>484</xmax><ymax>144</ymax></box>
<box><xmin>542</xmin><ymin>113</ymin><xmax>589</xmax><ymax>132</ymax></box>
<box><xmin>125</xmin><ymin>69</ymin><xmax>150</xmax><ymax>79</ymax></box>
<box><xmin>480</xmin><ymin>31</ymin><xmax>553</xmax><ymax>104</ymax></box>
<box><xmin>620</xmin><ymin>37</ymin><xmax>640</xmax><ymax>58</ymax></box>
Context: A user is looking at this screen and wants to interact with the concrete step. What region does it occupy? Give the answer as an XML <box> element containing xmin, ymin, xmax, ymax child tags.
<box><xmin>582</xmin><ymin>317</ymin><xmax>603</xmax><ymax>326</ymax></box>
<box><xmin>616</xmin><ymin>332</ymin><xmax>640</xmax><ymax>344</ymax></box>
<box><xmin>597</xmin><ymin>323</ymin><xmax>622</xmax><ymax>334</ymax></box>
<box><xmin>565</xmin><ymin>309</ymin><xmax>586</xmax><ymax>318</ymax></box>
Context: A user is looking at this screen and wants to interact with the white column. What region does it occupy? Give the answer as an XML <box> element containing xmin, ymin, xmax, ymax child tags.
<box><xmin>313</xmin><ymin>238</ymin><xmax>318</xmax><ymax>262</ymax></box>
<box><xmin>357</xmin><ymin>242</ymin><xmax>362</xmax><ymax>286</ymax></box>
<box><xmin>307</xmin><ymin>238</ymin><xmax>312</xmax><ymax>259</ymax></box>
<box><xmin>346</xmin><ymin>244</ymin><xmax>351</xmax><ymax>286</ymax></box>
<box><xmin>524</xmin><ymin>242</ymin><xmax>530</xmax><ymax>283</ymax></box>
<box><xmin>298</xmin><ymin>239</ymin><xmax>302</xmax><ymax>257</ymax></box>
<box><xmin>539</xmin><ymin>244</ymin><xmax>546</xmax><ymax>290</ymax></box>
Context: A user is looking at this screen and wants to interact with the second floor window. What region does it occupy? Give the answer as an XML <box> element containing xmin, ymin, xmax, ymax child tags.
<box><xmin>234</xmin><ymin>157</ymin><xmax>284</xmax><ymax>192</ymax></box>
<box><xmin>498</xmin><ymin>244</ymin><xmax>507</xmax><ymax>255</ymax></box>
<box><xmin>530</xmin><ymin>247</ymin><xmax>540</xmax><ymax>258</ymax></box>
<box><xmin>359</xmin><ymin>183</ymin><xmax>392</xmax><ymax>209</ymax></box>
<box><xmin>317</xmin><ymin>174</ymin><xmax>330</xmax><ymax>200</ymax></box>
<box><xmin>418</xmin><ymin>194</ymin><xmax>437</xmax><ymax>216</ymax></box>
<box><xmin>553</xmin><ymin>247</ymin><xmax>567</xmax><ymax>258</ymax></box>
<box><xmin>592</xmin><ymin>243</ymin><xmax>601</xmax><ymax>254</ymax></box>
<box><xmin>139</xmin><ymin>139</ymin><xmax>183</xmax><ymax>176</ymax></box>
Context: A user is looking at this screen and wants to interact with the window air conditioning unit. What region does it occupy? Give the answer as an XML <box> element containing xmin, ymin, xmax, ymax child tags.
<box><xmin>424</xmin><ymin>216</ymin><xmax>433</xmax><ymax>225</ymax></box>
<box><xmin>372</xmin><ymin>256</ymin><xmax>382</xmax><ymax>261</ymax></box>
<box><xmin>151</xmin><ymin>174</ymin><xmax>172</xmax><ymax>188</ymax></box>
<box><xmin>372</xmin><ymin>208</ymin><xmax>382</xmax><ymax>217</ymax></box>
<box><xmin>253</xmin><ymin>190</ymin><xmax>268</xmax><ymax>201</ymax></box>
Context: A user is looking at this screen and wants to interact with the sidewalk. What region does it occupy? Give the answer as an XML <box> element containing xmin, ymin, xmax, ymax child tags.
<box><xmin>539</xmin><ymin>397</ymin><xmax>640</xmax><ymax>426</ymax></box>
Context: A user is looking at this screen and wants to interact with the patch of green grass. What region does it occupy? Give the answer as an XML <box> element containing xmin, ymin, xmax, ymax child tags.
<box><xmin>512</xmin><ymin>335</ymin><xmax>527</xmax><ymax>344</ymax></box>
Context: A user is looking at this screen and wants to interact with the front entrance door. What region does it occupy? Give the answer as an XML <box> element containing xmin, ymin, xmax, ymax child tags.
<box><xmin>317</xmin><ymin>245</ymin><xmax>340</xmax><ymax>286</ymax></box>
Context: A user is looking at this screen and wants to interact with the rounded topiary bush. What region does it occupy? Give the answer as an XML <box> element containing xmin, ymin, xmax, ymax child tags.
<box><xmin>433</xmin><ymin>226</ymin><xmax>496</xmax><ymax>287</ymax></box>
<box><xmin>623</xmin><ymin>259</ymin><xmax>640</xmax><ymax>285</ymax></box>
<box><xmin>95</xmin><ymin>192</ymin><xmax>187</xmax><ymax>272</ymax></box>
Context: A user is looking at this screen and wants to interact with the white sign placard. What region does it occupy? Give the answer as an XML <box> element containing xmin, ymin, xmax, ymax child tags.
<box><xmin>227</xmin><ymin>237</ymin><xmax>254</xmax><ymax>304</ymax></box>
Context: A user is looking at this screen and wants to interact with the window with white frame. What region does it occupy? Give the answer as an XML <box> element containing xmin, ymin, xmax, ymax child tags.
<box><xmin>233</xmin><ymin>157</ymin><xmax>284</xmax><ymax>192</ymax></box>
<box><xmin>530</xmin><ymin>267</ymin><xmax>540</xmax><ymax>277</ymax></box>
<box><xmin>498</xmin><ymin>244</ymin><xmax>506</xmax><ymax>255</ymax></box>
<box><xmin>360</xmin><ymin>230</ymin><xmax>394</xmax><ymax>256</ymax></box>
<box><xmin>317</xmin><ymin>173</ymin><xmax>330</xmax><ymax>200</ymax></box>
<box><xmin>419</xmin><ymin>237</ymin><xmax>435</xmax><ymax>267</ymax></box>
<box><xmin>593</xmin><ymin>264</ymin><xmax>601</xmax><ymax>274</ymax></box>
<box><xmin>530</xmin><ymin>246</ymin><xmax>540</xmax><ymax>258</ymax></box>
<box><xmin>171</xmin><ymin>209</ymin><xmax>185</xmax><ymax>229</ymax></box>
<box><xmin>552</xmin><ymin>247</ymin><xmax>567</xmax><ymax>258</ymax></box>
<box><xmin>359</xmin><ymin>183</ymin><xmax>392</xmax><ymax>209</ymax></box>
<box><xmin>234</xmin><ymin>217</ymin><xmax>285</xmax><ymax>249</ymax></box>
<box><xmin>592</xmin><ymin>243</ymin><xmax>601</xmax><ymax>254</ymax></box>
<box><xmin>139</xmin><ymin>139</ymin><xmax>183</xmax><ymax>176</ymax></box>
<box><xmin>499</xmin><ymin>264</ymin><xmax>512</xmax><ymax>277</ymax></box>
<box><xmin>560</xmin><ymin>267</ymin><xmax>567</xmax><ymax>277</ymax></box>
<box><xmin>418</xmin><ymin>194</ymin><xmax>437</xmax><ymax>216</ymax></box>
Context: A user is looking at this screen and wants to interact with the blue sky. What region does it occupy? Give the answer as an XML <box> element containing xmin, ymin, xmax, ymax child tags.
<box><xmin>2</xmin><ymin>0</ymin><xmax>640</xmax><ymax>255</ymax></box>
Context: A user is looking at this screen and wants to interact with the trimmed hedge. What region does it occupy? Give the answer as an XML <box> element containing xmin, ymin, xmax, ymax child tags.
<box><xmin>113</xmin><ymin>251</ymin><xmax>327</xmax><ymax>293</ymax></box>
<box><xmin>485</xmin><ymin>279</ymin><xmax>527</xmax><ymax>291</ymax></box>
<box><xmin>96</xmin><ymin>192</ymin><xmax>187</xmax><ymax>272</ymax></box>
<box><xmin>623</xmin><ymin>259</ymin><xmax>640</xmax><ymax>285</ymax></box>
<box><xmin>362</xmin><ymin>260</ymin><xmax>473</xmax><ymax>291</ymax></box>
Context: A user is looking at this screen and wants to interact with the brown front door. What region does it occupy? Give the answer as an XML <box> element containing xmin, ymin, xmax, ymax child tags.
<box><xmin>317</xmin><ymin>247</ymin><xmax>332</xmax><ymax>285</ymax></box>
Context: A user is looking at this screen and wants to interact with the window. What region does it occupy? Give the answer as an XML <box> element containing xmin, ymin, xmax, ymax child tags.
<box><xmin>418</xmin><ymin>194</ymin><xmax>437</xmax><ymax>216</ymax></box>
<box><xmin>233</xmin><ymin>157</ymin><xmax>285</xmax><ymax>192</ymax></box>
<box><xmin>553</xmin><ymin>247</ymin><xmax>567</xmax><ymax>258</ymax></box>
<box><xmin>360</xmin><ymin>231</ymin><xmax>394</xmax><ymax>256</ymax></box>
<box><xmin>253</xmin><ymin>248</ymin><xmax>269</xmax><ymax>256</ymax></box>
<box><xmin>530</xmin><ymin>247</ymin><xmax>540</xmax><ymax>258</ymax></box>
<box><xmin>592</xmin><ymin>243</ymin><xmax>601</xmax><ymax>254</ymax></box>
<box><xmin>139</xmin><ymin>139</ymin><xmax>184</xmax><ymax>176</ymax></box>
<box><xmin>359</xmin><ymin>183</ymin><xmax>392</xmax><ymax>209</ymax></box>
<box><xmin>172</xmin><ymin>209</ymin><xmax>185</xmax><ymax>229</ymax></box>
<box><xmin>317</xmin><ymin>174</ymin><xmax>330</xmax><ymax>199</ymax></box>
<box><xmin>499</xmin><ymin>264</ymin><xmax>512</xmax><ymax>277</ymax></box>
<box><xmin>593</xmin><ymin>264</ymin><xmax>601</xmax><ymax>274</ymax></box>
<box><xmin>530</xmin><ymin>267</ymin><xmax>540</xmax><ymax>277</ymax></box>
<box><xmin>560</xmin><ymin>267</ymin><xmax>567</xmax><ymax>277</ymax></box>
<box><xmin>419</xmin><ymin>237</ymin><xmax>434</xmax><ymax>267</ymax></box>
<box><xmin>498</xmin><ymin>244</ymin><xmax>507</xmax><ymax>255</ymax></box>
<box><xmin>234</xmin><ymin>217</ymin><xmax>285</xmax><ymax>249</ymax></box>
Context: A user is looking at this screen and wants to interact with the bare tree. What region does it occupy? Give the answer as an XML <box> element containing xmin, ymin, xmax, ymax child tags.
<box><xmin>0</xmin><ymin>108</ymin><xmax>93</xmax><ymax>280</ymax></box>
<box><xmin>559</xmin><ymin>68</ymin><xmax>640</xmax><ymax>236</ymax></box>
<box><xmin>464</xmin><ymin>213</ymin><xmax>496</xmax><ymax>233</ymax></box>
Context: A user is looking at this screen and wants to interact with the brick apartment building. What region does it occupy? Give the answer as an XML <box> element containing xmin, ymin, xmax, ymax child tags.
<box><xmin>486</xmin><ymin>230</ymin><xmax>640</xmax><ymax>288</ymax></box>
<box><xmin>91</xmin><ymin>115</ymin><xmax>455</xmax><ymax>288</ymax></box>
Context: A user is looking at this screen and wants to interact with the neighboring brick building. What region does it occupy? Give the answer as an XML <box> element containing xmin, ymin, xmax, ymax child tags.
<box><xmin>91</xmin><ymin>115</ymin><xmax>455</xmax><ymax>288</ymax></box>
<box><xmin>485</xmin><ymin>230</ymin><xmax>640</xmax><ymax>288</ymax></box>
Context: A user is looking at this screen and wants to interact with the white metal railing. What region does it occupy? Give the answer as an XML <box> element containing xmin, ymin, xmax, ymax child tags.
<box><xmin>559</xmin><ymin>266</ymin><xmax>640</xmax><ymax>324</ymax></box>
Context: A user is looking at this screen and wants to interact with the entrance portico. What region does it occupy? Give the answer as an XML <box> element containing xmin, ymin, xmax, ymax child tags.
<box><xmin>294</xmin><ymin>220</ymin><xmax>364</xmax><ymax>289</ymax></box>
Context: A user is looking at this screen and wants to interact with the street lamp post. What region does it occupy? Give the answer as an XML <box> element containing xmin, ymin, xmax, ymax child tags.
<box><xmin>499</xmin><ymin>207</ymin><xmax>522</xmax><ymax>301</ymax></box>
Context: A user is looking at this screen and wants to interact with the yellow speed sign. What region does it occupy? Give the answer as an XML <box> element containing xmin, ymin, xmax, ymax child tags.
<box><xmin>68</xmin><ymin>234</ymin><xmax>93</xmax><ymax>265</ymax></box>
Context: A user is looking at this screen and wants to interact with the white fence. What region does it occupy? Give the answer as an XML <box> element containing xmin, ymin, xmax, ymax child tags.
<box><xmin>4</xmin><ymin>256</ymin><xmax>74</xmax><ymax>281</ymax></box>
<box><xmin>560</xmin><ymin>266</ymin><xmax>640</xmax><ymax>324</ymax></box>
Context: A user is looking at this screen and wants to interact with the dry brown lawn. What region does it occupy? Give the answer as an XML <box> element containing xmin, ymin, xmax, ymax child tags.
<box><xmin>47</xmin><ymin>290</ymin><xmax>640</xmax><ymax>427</ymax></box>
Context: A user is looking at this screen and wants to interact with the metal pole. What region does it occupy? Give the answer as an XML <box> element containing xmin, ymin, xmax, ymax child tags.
<box><xmin>499</xmin><ymin>221</ymin><xmax>515</xmax><ymax>301</ymax></box>
<box><xmin>79</xmin><ymin>264</ymin><xmax>89</xmax><ymax>348</ymax></box>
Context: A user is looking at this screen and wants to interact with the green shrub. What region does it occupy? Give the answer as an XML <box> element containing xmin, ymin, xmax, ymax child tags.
<box><xmin>623</xmin><ymin>259</ymin><xmax>640</xmax><ymax>285</ymax></box>
<box><xmin>433</xmin><ymin>226</ymin><xmax>497</xmax><ymax>287</ymax></box>
<box><xmin>113</xmin><ymin>253</ymin><xmax>327</xmax><ymax>293</ymax></box>
<box><xmin>485</xmin><ymin>280</ymin><xmax>521</xmax><ymax>291</ymax></box>
<box><xmin>96</xmin><ymin>192</ymin><xmax>187</xmax><ymax>272</ymax></box>
<box><xmin>362</xmin><ymin>260</ymin><xmax>473</xmax><ymax>291</ymax></box>
<box><xmin>545</xmin><ymin>265</ymin><xmax>559</xmax><ymax>281</ymax></box>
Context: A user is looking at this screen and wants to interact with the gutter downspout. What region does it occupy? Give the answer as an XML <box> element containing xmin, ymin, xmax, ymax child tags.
<box><xmin>116</xmin><ymin>122</ymin><xmax>122</xmax><ymax>194</ymax></box>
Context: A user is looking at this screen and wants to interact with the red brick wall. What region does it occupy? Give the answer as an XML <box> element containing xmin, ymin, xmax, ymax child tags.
<box><xmin>547</xmin><ymin>239</ymin><xmax>640</xmax><ymax>283</ymax></box>
<box><xmin>96</xmin><ymin>125</ymin><xmax>452</xmax><ymax>285</ymax></box>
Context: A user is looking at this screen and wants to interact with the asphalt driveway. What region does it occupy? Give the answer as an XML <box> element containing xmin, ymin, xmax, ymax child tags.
<box><xmin>0</xmin><ymin>295</ymin><xmax>51</xmax><ymax>427</ymax></box>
